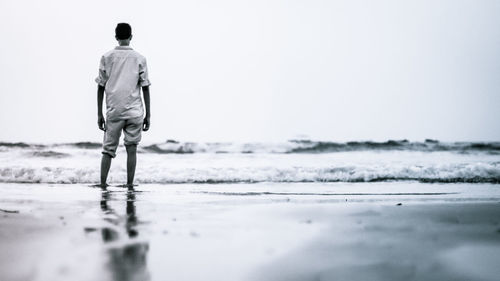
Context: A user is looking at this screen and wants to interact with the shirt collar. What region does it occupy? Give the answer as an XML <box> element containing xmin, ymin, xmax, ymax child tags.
<box><xmin>115</xmin><ymin>46</ymin><xmax>133</xmax><ymax>50</ymax></box>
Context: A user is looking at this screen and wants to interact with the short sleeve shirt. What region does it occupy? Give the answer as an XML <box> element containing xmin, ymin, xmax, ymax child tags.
<box><xmin>95</xmin><ymin>46</ymin><xmax>151</xmax><ymax>121</ymax></box>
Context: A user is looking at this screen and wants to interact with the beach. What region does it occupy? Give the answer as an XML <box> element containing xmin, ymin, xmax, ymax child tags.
<box><xmin>2</xmin><ymin>0</ymin><xmax>499</xmax><ymax>279</ymax></box>
<box><xmin>1</xmin><ymin>182</ymin><xmax>500</xmax><ymax>281</ymax></box>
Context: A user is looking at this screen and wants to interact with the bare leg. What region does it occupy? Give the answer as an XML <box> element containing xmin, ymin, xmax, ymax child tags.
<box><xmin>100</xmin><ymin>153</ymin><xmax>112</xmax><ymax>187</ymax></box>
<box><xmin>126</xmin><ymin>144</ymin><xmax>137</xmax><ymax>187</ymax></box>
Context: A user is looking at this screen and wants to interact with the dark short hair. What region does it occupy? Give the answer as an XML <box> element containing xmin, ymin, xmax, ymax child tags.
<box><xmin>115</xmin><ymin>23</ymin><xmax>132</xmax><ymax>40</ymax></box>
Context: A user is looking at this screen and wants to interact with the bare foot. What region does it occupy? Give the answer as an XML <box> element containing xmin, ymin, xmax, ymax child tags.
<box><xmin>90</xmin><ymin>183</ymin><xmax>109</xmax><ymax>189</ymax></box>
<box><xmin>117</xmin><ymin>183</ymin><xmax>136</xmax><ymax>190</ymax></box>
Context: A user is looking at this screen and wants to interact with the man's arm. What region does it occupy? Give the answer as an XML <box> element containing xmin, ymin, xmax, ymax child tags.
<box><xmin>142</xmin><ymin>86</ymin><xmax>151</xmax><ymax>131</ymax></box>
<box><xmin>97</xmin><ymin>85</ymin><xmax>106</xmax><ymax>131</ymax></box>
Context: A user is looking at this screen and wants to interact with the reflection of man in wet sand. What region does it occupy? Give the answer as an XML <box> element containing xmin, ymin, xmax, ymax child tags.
<box><xmin>100</xmin><ymin>190</ymin><xmax>150</xmax><ymax>281</ymax></box>
<box><xmin>96</xmin><ymin>23</ymin><xmax>151</xmax><ymax>188</ymax></box>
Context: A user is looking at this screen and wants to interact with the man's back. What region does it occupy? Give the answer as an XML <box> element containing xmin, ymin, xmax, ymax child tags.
<box><xmin>96</xmin><ymin>46</ymin><xmax>150</xmax><ymax>121</ymax></box>
<box><xmin>96</xmin><ymin>22</ymin><xmax>151</xmax><ymax>188</ymax></box>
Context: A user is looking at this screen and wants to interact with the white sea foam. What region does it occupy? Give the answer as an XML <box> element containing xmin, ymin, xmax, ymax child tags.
<box><xmin>1</xmin><ymin>139</ymin><xmax>500</xmax><ymax>154</ymax></box>
<box><xmin>0</xmin><ymin>143</ymin><xmax>499</xmax><ymax>184</ymax></box>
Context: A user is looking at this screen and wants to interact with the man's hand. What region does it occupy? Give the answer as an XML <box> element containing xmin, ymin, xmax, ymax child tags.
<box><xmin>142</xmin><ymin>86</ymin><xmax>151</xmax><ymax>132</ymax></box>
<box><xmin>98</xmin><ymin>115</ymin><xmax>106</xmax><ymax>131</ymax></box>
<box><xmin>143</xmin><ymin>116</ymin><xmax>150</xmax><ymax>131</ymax></box>
<box><xmin>97</xmin><ymin>85</ymin><xmax>106</xmax><ymax>131</ymax></box>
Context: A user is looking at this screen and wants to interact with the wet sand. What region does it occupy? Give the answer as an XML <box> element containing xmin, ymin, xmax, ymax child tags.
<box><xmin>1</xmin><ymin>182</ymin><xmax>500</xmax><ymax>281</ymax></box>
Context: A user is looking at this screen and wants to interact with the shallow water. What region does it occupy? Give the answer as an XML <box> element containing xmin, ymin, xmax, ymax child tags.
<box><xmin>1</xmin><ymin>140</ymin><xmax>499</xmax><ymax>184</ymax></box>
<box><xmin>1</xmin><ymin>182</ymin><xmax>500</xmax><ymax>281</ymax></box>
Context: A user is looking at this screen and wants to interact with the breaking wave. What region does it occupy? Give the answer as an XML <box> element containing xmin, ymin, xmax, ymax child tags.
<box><xmin>2</xmin><ymin>138</ymin><xmax>499</xmax><ymax>185</ymax></box>
<box><xmin>0</xmin><ymin>142</ymin><xmax>32</xmax><ymax>148</ymax></box>
<box><xmin>1</xmin><ymin>163</ymin><xmax>499</xmax><ymax>184</ymax></box>
<box><xmin>2</xmin><ymin>139</ymin><xmax>500</xmax><ymax>154</ymax></box>
<box><xmin>141</xmin><ymin>140</ymin><xmax>493</xmax><ymax>154</ymax></box>
<box><xmin>142</xmin><ymin>139</ymin><xmax>500</xmax><ymax>154</ymax></box>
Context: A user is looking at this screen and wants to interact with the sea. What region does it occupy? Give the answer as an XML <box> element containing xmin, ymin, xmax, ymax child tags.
<box><xmin>1</xmin><ymin>139</ymin><xmax>500</xmax><ymax>281</ymax></box>
<box><xmin>1</xmin><ymin>139</ymin><xmax>499</xmax><ymax>185</ymax></box>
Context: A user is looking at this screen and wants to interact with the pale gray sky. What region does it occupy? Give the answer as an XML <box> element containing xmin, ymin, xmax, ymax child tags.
<box><xmin>0</xmin><ymin>0</ymin><xmax>499</xmax><ymax>143</ymax></box>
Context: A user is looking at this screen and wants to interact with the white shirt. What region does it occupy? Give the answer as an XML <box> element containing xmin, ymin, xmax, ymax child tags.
<box><xmin>95</xmin><ymin>46</ymin><xmax>151</xmax><ymax>121</ymax></box>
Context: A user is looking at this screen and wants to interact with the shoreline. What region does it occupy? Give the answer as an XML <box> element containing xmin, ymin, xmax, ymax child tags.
<box><xmin>1</xmin><ymin>182</ymin><xmax>500</xmax><ymax>281</ymax></box>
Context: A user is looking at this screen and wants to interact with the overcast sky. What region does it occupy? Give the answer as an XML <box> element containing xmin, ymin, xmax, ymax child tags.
<box><xmin>0</xmin><ymin>0</ymin><xmax>499</xmax><ymax>143</ymax></box>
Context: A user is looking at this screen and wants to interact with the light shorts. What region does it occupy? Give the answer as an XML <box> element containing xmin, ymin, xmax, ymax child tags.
<box><xmin>102</xmin><ymin>116</ymin><xmax>143</xmax><ymax>158</ymax></box>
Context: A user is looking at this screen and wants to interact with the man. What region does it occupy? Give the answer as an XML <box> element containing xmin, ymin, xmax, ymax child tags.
<box><xmin>95</xmin><ymin>23</ymin><xmax>151</xmax><ymax>188</ymax></box>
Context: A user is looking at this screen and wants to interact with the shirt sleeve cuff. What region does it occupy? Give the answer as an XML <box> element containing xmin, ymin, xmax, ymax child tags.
<box><xmin>95</xmin><ymin>77</ymin><xmax>106</xmax><ymax>86</ymax></box>
<box><xmin>140</xmin><ymin>80</ymin><xmax>151</xmax><ymax>87</ymax></box>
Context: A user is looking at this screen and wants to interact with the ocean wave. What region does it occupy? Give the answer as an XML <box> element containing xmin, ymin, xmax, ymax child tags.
<box><xmin>0</xmin><ymin>142</ymin><xmax>44</xmax><ymax>148</ymax></box>
<box><xmin>137</xmin><ymin>140</ymin><xmax>500</xmax><ymax>154</ymax></box>
<box><xmin>287</xmin><ymin>139</ymin><xmax>500</xmax><ymax>153</ymax></box>
<box><xmin>66</xmin><ymin>142</ymin><xmax>102</xmax><ymax>149</ymax></box>
<box><xmin>141</xmin><ymin>140</ymin><xmax>499</xmax><ymax>154</ymax></box>
<box><xmin>0</xmin><ymin>142</ymin><xmax>101</xmax><ymax>149</ymax></box>
<box><xmin>1</xmin><ymin>163</ymin><xmax>499</xmax><ymax>184</ymax></box>
<box><xmin>2</xmin><ymin>140</ymin><xmax>500</xmax><ymax>154</ymax></box>
<box><xmin>29</xmin><ymin>151</ymin><xmax>70</xmax><ymax>158</ymax></box>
